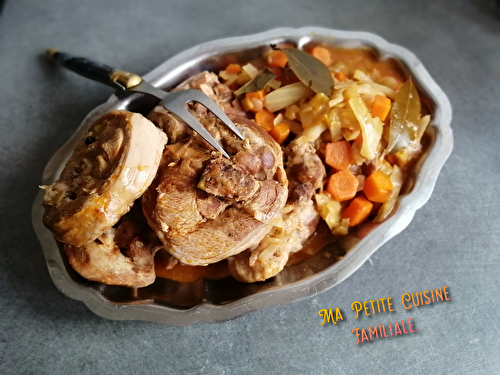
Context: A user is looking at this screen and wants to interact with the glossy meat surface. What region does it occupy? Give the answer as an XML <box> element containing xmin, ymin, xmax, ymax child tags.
<box><xmin>43</xmin><ymin>110</ymin><xmax>167</xmax><ymax>246</ymax></box>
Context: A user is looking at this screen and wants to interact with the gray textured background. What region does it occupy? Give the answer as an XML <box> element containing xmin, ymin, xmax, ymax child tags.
<box><xmin>1</xmin><ymin>1</ymin><xmax>499</xmax><ymax>374</ymax></box>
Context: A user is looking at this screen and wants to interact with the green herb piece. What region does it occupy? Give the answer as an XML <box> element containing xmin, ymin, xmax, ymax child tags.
<box><xmin>282</xmin><ymin>48</ymin><xmax>334</xmax><ymax>96</ymax></box>
<box><xmin>387</xmin><ymin>79</ymin><xmax>421</xmax><ymax>154</ymax></box>
<box><xmin>235</xmin><ymin>68</ymin><xmax>276</xmax><ymax>96</ymax></box>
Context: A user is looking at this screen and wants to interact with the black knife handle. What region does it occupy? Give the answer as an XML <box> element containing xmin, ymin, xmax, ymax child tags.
<box><xmin>46</xmin><ymin>49</ymin><xmax>117</xmax><ymax>88</ymax></box>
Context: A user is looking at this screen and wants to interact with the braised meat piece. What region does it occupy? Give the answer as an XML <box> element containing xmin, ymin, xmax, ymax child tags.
<box><xmin>228</xmin><ymin>137</ymin><xmax>326</xmax><ymax>282</ymax></box>
<box><xmin>198</xmin><ymin>157</ymin><xmax>260</xmax><ymax>201</ymax></box>
<box><xmin>65</xmin><ymin>205</ymin><xmax>163</xmax><ymax>287</ymax></box>
<box><xmin>172</xmin><ymin>71</ymin><xmax>247</xmax><ymax>118</ymax></box>
<box><xmin>146</xmin><ymin>72</ymin><xmax>247</xmax><ymax>145</ymax></box>
<box><xmin>285</xmin><ymin>140</ymin><xmax>326</xmax><ymax>203</ymax></box>
<box><xmin>42</xmin><ymin>110</ymin><xmax>167</xmax><ymax>247</ymax></box>
<box><xmin>142</xmin><ymin>115</ymin><xmax>288</xmax><ymax>266</ymax></box>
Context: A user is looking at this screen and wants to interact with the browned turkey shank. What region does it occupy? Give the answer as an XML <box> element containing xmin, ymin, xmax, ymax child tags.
<box><xmin>141</xmin><ymin>71</ymin><xmax>289</xmax><ymax>266</ymax></box>
<box><xmin>42</xmin><ymin>110</ymin><xmax>167</xmax><ymax>247</ymax></box>
<box><xmin>64</xmin><ymin>204</ymin><xmax>162</xmax><ymax>287</ymax></box>
<box><xmin>228</xmin><ymin>137</ymin><xmax>326</xmax><ymax>282</ymax></box>
<box><xmin>142</xmin><ymin>114</ymin><xmax>288</xmax><ymax>266</ymax></box>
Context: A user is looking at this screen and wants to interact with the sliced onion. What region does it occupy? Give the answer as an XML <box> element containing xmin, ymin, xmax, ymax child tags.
<box><xmin>349</xmin><ymin>96</ymin><xmax>383</xmax><ymax>160</ymax></box>
<box><xmin>264</xmin><ymin>82</ymin><xmax>314</xmax><ymax>112</ymax></box>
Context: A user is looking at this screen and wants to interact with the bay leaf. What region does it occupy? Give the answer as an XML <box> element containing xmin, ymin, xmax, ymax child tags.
<box><xmin>387</xmin><ymin>79</ymin><xmax>421</xmax><ymax>154</ymax></box>
<box><xmin>282</xmin><ymin>48</ymin><xmax>334</xmax><ymax>96</ymax></box>
<box><xmin>235</xmin><ymin>68</ymin><xmax>275</xmax><ymax>95</ymax></box>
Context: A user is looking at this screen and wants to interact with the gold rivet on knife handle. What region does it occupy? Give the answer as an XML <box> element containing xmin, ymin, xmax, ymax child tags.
<box><xmin>110</xmin><ymin>70</ymin><xmax>143</xmax><ymax>89</ymax></box>
<box><xmin>46</xmin><ymin>48</ymin><xmax>59</xmax><ymax>59</ymax></box>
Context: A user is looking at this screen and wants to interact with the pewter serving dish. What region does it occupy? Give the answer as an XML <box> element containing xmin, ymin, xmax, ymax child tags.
<box><xmin>32</xmin><ymin>27</ymin><xmax>453</xmax><ymax>325</ymax></box>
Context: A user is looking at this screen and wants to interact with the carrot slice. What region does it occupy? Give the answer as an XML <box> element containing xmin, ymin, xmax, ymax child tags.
<box><xmin>155</xmin><ymin>251</ymin><xmax>230</xmax><ymax>282</ymax></box>
<box><xmin>334</xmin><ymin>71</ymin><xmax>347</xmax><ymax>81</ymax></box>
<box><xmin>246</xmin><ymin>90</ymin><xmax>266</xmax><ymax>101</ymax></box>
<box><xmin>370</xmin><ymin>95</ymin><xmax>392</xmax><ymax>121</ymax></box>
<box><xmin>324</xmin><ymin>141</ymin><xmax>355</xmax><ymax>170</ymax></box>
<box><xmin>325</xmin><ymin>170</ymin><xmax>359</xmax><ymax>202</ymax></box>
<box><xmin>342</xmin><ymin>196</ymin><xmax>373</xmax><ymax>226</ymax></box>
<box><xmin>225</xmin><ymin>64</ymin><xmax>242</xmax><ymax>74</ymax></box>
<box><xmin>308</xmin><ymin>46</ymin><xmax>332</xmax><ymax>66</ymax></box>
<box><xmin>267</xmin><ymin>50</ymin><xmax>288</xmax><ymax>68</ymax></box>
<box><xmin>269</xmin><ymin>122</ymin><xmax>290</xmax><ymax>144</ymax></box>
<box><xmin>254</xmin><ymin>109</ymin><xmax>276</xmax><ymax>132</ymax></box>
<box><xmin>363</xmin><ymin>170</ymin><xmax>393</xmax><ymax>203</ymax></box>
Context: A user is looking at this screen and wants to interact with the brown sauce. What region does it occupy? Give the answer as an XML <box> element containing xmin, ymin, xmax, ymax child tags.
<box><xmin>324</xmin><ymin>45</ymin><xmax>407</xmax><ymax>83</ymax></box>
<box><xmin>154</xmin><ymin>249</ymin><xmax>230</xmax><ymax>283</ymax></box>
